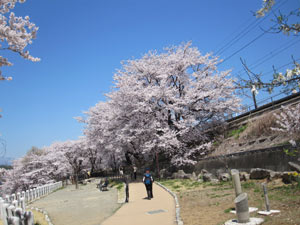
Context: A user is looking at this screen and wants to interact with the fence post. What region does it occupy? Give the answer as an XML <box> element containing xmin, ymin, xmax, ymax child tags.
<box><xmin>11</xmin><ymin>194</ymin><xmax>16</xmax><ymax>202</ymax></box>
<box><xmin>16</xmin><ymin>193</ymin><xmax>20</xmax><ymax>204</ymax></box>
<box><xmin>7</xmin><ymin>216</ymin><xmax>21</xmax><ymax>225</ymax></box>
<box><xmin>25</xmin><ymin>190</ymin><xmax>29</xmax><ymax>203</ymax></box>
<box><xmin>231</xmin><ymin>169</ymin><xmax>242</xmax><ymax>197</ymax></box>
<box><xmin>235</xmin><ymin>193</ymin><xmax>250</xmax><ymax>223</ymax></box>
<box><xmin>24</xmin><ymin>211</ymin><xmax>34</xmax><ymax>225</ymax></box>
<box><xmin>2</xmin><ymin>203</ymin><xmax>9</xmax><ymax>225</ymax></box>
<box><xmin>5</xmin><ymin>195</ymin><xmax>10</xmax><ymax>203</ymax></box>
<box><xmin>0</xmin><ymin>197</ymin><xmax>2</xmax><ymax>218</ymax></box>
<box><xmin>20</xmin><ymin>197</ymin><xmax>26</xmax><ymax>211</ymax></box>
<box><xmin>29</xmin><ymin>189</ymin><xmax>33</xmax><ymax>202</ymax></box>
<box><xmin>7</xmin><ymin>205</ymin><xmax>15</xmax><ymax>217</ymax></box>
<box><xmin>262</xmin><ymin>183</ymin><xmax>270</xmax><ymax>212</ymax></box>
<box><xmin>12</xmin><ymin>200</ymin><xmax>18</xmax><ymax>209</ymax></box>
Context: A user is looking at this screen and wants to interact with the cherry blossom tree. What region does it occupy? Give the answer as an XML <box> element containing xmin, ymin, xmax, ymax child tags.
<box><xmin>42</xmin><ymin>142</ymin><xmax>72</xmax><ymax>182</ymax></box>
<box><xmin>82</xmin><ymin>42</ymin><xmax>240</xmax><ymax>166</ymax></box>
<box><xmin>80</xmin><ymin>101</ymin><xmax>126</xmax><ymax>170</ymax></box>
<box><xmin>272</xmin><ymin>103</ymin><xmax>300</xmax><ymax>146</ymax></box>
<box><xmin>1</xmin><ymin>146</ymin><xmax>50</xmax><ymax>194</ymax></box>
<box><xmin>0</xmin><ymin>0</ymin><xmax>40</xmax><ymax>81</ymax></box>
<box><xmin>58</xmin><ymin>139</ymin><xmax>89</xmax><ymax>189</ymax></box>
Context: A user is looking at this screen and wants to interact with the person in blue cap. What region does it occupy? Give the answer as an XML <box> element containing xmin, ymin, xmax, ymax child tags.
<box><xmin>143</xmin><ymin>168</ymin><xmax>154</xmax><ymax>200</ymax></box>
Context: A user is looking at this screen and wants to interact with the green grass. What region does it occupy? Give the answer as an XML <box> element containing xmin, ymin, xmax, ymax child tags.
<box><xmin>241</xmin><ymin>181</ymin><xmax>256</xmax><ymax>189</ymax></box>
<box><xmin>224</xmin><ymin>207</ymin><xmax>234</xmax><ymax>213</ymax></box>
<box><xmin>228</xmin><ymin>125</ymin><xmax>247</xmax><ymax>139</ymax></box>
<box><xmin>160</xmin><ymin>179</ymin><xmax>203</xmax><ymax>191</ymax></box>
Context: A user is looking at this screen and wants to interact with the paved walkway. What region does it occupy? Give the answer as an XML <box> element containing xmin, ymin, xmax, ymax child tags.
<box><xmin>29</xmin><ymin>182</ymin><xmax>120</xmax><ymax>225</ymax></box>
<box><xmin>102</xmin><ymin>182</ymin><xmax>176</xmax><ymax>225</ymax></box>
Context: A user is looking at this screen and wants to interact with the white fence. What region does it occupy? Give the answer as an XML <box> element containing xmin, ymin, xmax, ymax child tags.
<box><xmin>0</xmin><ymin>181</ymin><xmax>62</xmax><ymax>225</ymax></box>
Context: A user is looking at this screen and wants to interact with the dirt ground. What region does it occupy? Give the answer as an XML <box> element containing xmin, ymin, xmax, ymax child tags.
<box><xmin>161</xmin><ymin>179</ymin><xmax>300</xmax><ymax>225</ymax></box>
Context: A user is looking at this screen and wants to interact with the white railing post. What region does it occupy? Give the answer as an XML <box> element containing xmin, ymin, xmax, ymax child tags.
<box><xmin>20</xmin><ymin>197</ymin><xmax>26</xmax><ymax>211</ymax></box>
<box><xmin>5</xmin><ymin>195</ymin><xmax>10</xmax><ymax>203</ymax></box>
<box><xmin>25</xmin><ymin>190</ymin><xmax>29</xmax><ymax>203</ymax></box>
<box><xmin>11</xmin><ymin>194</ymin><xmax>16</xmax><ymax>202</ymax></box>
<box><xmin>12</xmin><ymin>200</ymin><xmax>18</xmax><ymax>209</ymax></box>
<box><xmin>7</xmin><ymin>205</ymin><xmax>15</xmax><ymax>217</ymax></box>
<box><xmin>0</xmin><ymin>197</ymin><xmax>2</xmax><ymax>218</ymax></box>
<box><xmin>24</xmin><ymin>210</ymin><xmax>34</xmax><ymax>225</ymax></box>
<box><xmin>33</xmin><ymin>188</ymin><xmax>37</xmax><ymax>200</ymax></box>
<box><xmin>8</xmin><ymin>216</ymin><xmax>21</xmax><ymax>225</ymax></box>
<box><xmin>29</xmin><ymin>189</ymin><xmax>33</xmax><ymax>202</ymax></box>
<box><xmin>2</xmin><ymin>203</ymin><xmax>9</xmax><ymax>225</ymax></box>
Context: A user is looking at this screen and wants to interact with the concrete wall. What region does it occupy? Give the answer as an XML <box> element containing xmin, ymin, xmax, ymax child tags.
<box><xmin>192</xmin><ymin>144</ymin><xmax>300</xmax><ymax>175</ymax></box>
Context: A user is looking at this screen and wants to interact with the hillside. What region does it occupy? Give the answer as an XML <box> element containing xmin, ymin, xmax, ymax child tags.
<box><xmin>209</xmin><ymin>111</ymin><xmax>292</xmax><ymax>157</ymax></box>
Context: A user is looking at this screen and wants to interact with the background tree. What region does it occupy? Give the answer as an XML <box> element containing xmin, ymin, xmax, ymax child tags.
<box><xmin>1</xmin><ymin>146</ymin><xmax>48</xmax><ymax>194</ymax></box>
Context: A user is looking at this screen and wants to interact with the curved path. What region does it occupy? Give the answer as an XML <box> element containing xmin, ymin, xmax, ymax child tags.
<box><xmin>29</xmin><ymin>182</ymin><xmax>120</xmax><ymax>225</ymax></box>
<box><xmin>102</xmin><ymin>182</ymin><xmax>176</xmax><ymax>225</ymax></box>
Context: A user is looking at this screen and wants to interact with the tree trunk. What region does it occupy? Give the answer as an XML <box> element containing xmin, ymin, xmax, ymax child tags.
<box><xmin>75</xmin><ymin>173</ymin><xmax>79</xmax><ymax>189</ymax></box>
<box><xmin>156</xmin><ymin>152</ymin><xmax>160</xmax><ymax>179</ymax></box>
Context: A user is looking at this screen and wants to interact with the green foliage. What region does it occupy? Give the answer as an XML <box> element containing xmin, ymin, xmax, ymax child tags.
<box><xmin>116</xmin><ymin>183</ymin><xmax>123</xmax><ymax>190</ymax></box>
<box><xmin>228</xmin><ymin>125</ymin><xmax>247</xmax><ymax>139</ymax></box>
<box><xmin>283</xmin><ymin>148</ymin><xmax>298</xmax><ymax>157</ymax></box>
<box><xmin>224</xmin><ymin>207</ymin><xmax>234</xmax><ymax>213</ymax></box>
<box><xmin>109</xmin><ymin>180</ymin><xmax>123</xmax><ymax>187</ymax></box>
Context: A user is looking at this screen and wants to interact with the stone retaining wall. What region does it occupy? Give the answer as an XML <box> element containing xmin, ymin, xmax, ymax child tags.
<box><xmin>192</xmin><ymin>144</ymin><xmax>300</xmax><ymax>175</ymax></box>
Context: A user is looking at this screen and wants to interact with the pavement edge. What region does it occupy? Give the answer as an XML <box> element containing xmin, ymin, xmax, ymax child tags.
<box><xmin>155</xmin><ymin>182</ymin><xmax>184</xmax><ymax>225</ymax></box>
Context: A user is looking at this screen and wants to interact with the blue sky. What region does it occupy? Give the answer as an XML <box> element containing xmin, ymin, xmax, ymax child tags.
<box><xmin>0</xmin><ymin>0</ymin><xmax>299</xmax><ymax>159</ymax></box>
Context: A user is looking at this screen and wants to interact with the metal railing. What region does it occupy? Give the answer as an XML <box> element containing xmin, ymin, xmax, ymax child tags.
<box><xmin>226</xmin><ymin>92</ymin><xmax>300</xmax><ymax>121</ymax></box>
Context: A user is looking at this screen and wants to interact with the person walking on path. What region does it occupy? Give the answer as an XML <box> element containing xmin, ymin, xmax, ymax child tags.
<box><xmin>133</xmin><ymin>165</ymin><xmax>137</xmax><ymax>180</ymax></box>
<box><xmin>143</xmin><ymin>168</ymin><xmax>154</xmax><ymax>200</ymax></box>
<box><xmin>119</xmin><ymin>166</ymin><xmax>124</xmax><ymax>176</ymax></box>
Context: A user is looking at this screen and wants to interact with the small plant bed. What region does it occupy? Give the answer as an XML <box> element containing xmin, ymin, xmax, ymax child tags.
<box><xmin>109</xmin><ymin>179</ymin><xmax>124</xmax><ymax>190</ymax></box>
<box><xmin>109</xmin><ymin>180</ymin><xmax>125</xmax><ymax>203</ymax></box>
<box><xmin>160</xmin><ymin>179</ymin><xmax>300</xmax><ymax>225</ymax></box>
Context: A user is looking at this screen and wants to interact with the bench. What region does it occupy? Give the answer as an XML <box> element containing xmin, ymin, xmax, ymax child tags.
<box><xmin>97</xmin><ymin>179</ymin><xmax>109</xmax><ymax>191</ymax></box>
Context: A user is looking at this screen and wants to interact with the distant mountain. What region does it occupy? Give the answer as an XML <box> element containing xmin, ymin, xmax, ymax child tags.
<box><xmin>0</xmin><ymin>157</ymin><xmax>13</xmax><ymax>165</ymax></box>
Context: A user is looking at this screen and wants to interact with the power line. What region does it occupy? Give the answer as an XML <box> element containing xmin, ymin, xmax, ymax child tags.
<box><xmin>219</xmin><ymin>29</ymin><xmax>270</xmax><ymax>65</ymax></box>
<box><xmin>215</xmin><ymin>18</ymin><xmax>263</xmax><ymax>55</ymax></box>
<box><xmin>236</xmin><ymin>37</ymin><xmax>300</xmax><ymax>75</ymax></box>
<box><xmin>261</xmin><ymin>57</ymin><xmax>300</xmax><ymax>77</ymax></box>
<box><xmin>248</xmin><ymin>38</ymin><xmax>300</xmax><ymax>71</ymax></box>
<box><xmin>214</xmin><ymin>19</ymin><xmax>253</xmax><ymax>54</ymax></box>
<box><xmin>215</xmin><ymin>0</ymin><xmax>288</xmax><ymax>56</ymax></box>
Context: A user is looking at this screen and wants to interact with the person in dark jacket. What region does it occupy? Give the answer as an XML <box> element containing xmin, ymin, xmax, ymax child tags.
<box><xmin>143</xmin><ymin>168</ymin><xmax>154</xmax><ymax>200</ymax></box>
